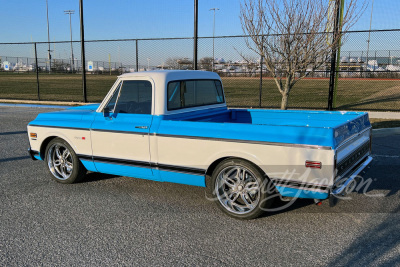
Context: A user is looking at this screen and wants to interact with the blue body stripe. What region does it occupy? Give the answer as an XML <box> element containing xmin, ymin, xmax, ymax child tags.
<box><xmin>82</xmin><ymin>160</ymin><xmax>205</xmax><ymax>186</ymax></box>
<box><xmin>94</xmin><ymin>162</ymin><xmax>156</xmax><ymax>180</ymax></box>
<box><xmin>80</xmin><ymin>160</ymin><xmax>98</xmax><ymax>172</ymax></box>
<box><xmin>275</xmin><ymin>186</ymin><xmax>329</xmax><ymax>200</ymax></box>
<box><xmin>157</xmin><ymin>169</ymin><xmax>206</xmax><ymax>187</ymax></box>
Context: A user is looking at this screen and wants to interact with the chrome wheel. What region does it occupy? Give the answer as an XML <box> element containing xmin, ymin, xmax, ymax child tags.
<box><xmin>47</xmin><ymin>143</ymin><xmax>74</xmax><ymax>180</ymax></box>
<box><xmin>215</xmin><ymin>165</ymin><xmax>261</xmax><ymax>215</ymax></box>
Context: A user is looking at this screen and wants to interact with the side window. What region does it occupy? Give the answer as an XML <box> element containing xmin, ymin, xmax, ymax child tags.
<box><xmin>113</xmin><ymin>80</ymin><xmax>152</xmax><ymax>114</ymax></box>
<box><xmin>167</xmin><ymin>82</ymin><xmax>181</xmax><ymax>110</ymax></box>
<box><xmin>105</xmin><ymin>82</ymin><xmax>122</xmax><ymax>112</ymax></box>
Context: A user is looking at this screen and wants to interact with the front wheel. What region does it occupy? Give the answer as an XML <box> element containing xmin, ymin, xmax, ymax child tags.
<box><xmin>212</xmin><ymin>159</ymin><xmax>274</xmax><ymax>220</ymax></box>
<box><xmin>45</xmin><ymin>138</ymin><xmax>86</xmax><ymax>184</ymax></box>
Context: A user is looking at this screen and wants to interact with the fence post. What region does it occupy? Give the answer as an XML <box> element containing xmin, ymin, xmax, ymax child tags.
<box><xmin>193</xmin><ymin>0</ymin><xmax>198</xmax><ymax>70</ymax></box>
<box><xmin>136</xmin><ymin>39</ymin><xmax>139</xmax><ymax>72</ymax></box>
<box><xmin>388</xmin><ymin>50</ymin><xmax>390</xmax><ymax>78</ymax></box>
<box><xmin>79</xmin><ymin>0</ymin><xmax>87</xmax><ymax>102</ymax></box>
<box><xmin>259</xmin><ymin>35</ymin><xmax>264</xmax><ymax>108</ymax></box>
<box><xmin>327</xmin><ymin>0</ymin><xmax>340</xmax><ymax>111</ymax></box>
<box><xmin>34</xmin><ymin>43</ymin><xmax>40</xmax><ymax>101</ymax></box>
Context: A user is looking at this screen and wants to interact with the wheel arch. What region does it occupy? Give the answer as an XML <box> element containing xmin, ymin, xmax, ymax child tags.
<box><xmin>39</xmin><ymin>136</ymin><xmax>58</xmax><ymax>160</ymax></box>
<box><xmin>40</xmin><ymin>135</ymin><xmax>76</xmax><ymax>160</ymax></box>
<box><xmin>204</xmin><ymin>156</ymin><xmax>267</xmax><ymax>197</ymax></box>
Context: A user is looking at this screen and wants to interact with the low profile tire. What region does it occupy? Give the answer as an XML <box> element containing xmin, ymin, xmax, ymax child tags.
<box><xmin>211</xmin><ymin>158</ymin><xmax>274</xmax><ymax>220</ymax></box>
<box><xmin>45</xmin><ymin>138</ymin><xmax>86</xmax><ymax>184</ymax></box>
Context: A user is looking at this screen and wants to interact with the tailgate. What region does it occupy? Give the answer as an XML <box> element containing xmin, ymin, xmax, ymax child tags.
<box><xmin>333</xmin><ymin>112</ymin><xmax>372</xmax><ymax>181</ymax></box>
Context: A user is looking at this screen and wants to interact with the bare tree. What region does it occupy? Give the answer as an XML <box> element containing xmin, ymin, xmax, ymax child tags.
<box><xmin>240</xmin><ymin>0</ymin><xmax>365</xmax><ymax>109</ymax></box>
<box><xmin>200</xmin><ymin>57</ymin><xmax>213</xmax><ymax>71</ymax></box>
<box><xmin>177</xmin><ymin>58</ymin><xmax>193</xmax><ymax>70</ymax></box>
<box><xmin>165</xmin><ymin>57</ymin><xmax>194</xmax><ymax>70</ymax></box>
<box><xmin>165</xmin><ymin>57</ymin><xmax>180</xmax><ymax>69</ymax></box>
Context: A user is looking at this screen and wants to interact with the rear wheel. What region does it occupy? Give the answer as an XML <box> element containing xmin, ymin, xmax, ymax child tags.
<box><xmin>212</xmin><ymin>158</ymin><xmax>273</xmax><ymax>220</ymax></box>
<box><xmin>45</xmin><ymin>138</ymin><xmax>86</xmax><ymax>184</ymax></box>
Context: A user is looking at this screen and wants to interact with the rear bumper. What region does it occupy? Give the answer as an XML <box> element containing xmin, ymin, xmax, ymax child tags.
<box><xmin>331</xmin><ymin>156</ymin><xmax>373</xmax><ymax>195</ymax></box>
<box><xmin>28</xmin><ymin>147</ymin><xmax>39</xmax><ymax>161</ymax></box>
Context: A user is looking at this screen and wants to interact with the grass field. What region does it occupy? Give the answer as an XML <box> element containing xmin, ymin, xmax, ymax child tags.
<box><xmin>0</xmin><ymin>73</ymin><xmax>399</xmax><ymax>111</ymax></box>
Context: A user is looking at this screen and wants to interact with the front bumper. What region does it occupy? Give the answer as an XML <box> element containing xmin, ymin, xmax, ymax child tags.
<box><xmin>28</xmin><ymin>147</ymin><xmax>39</xmax><ymax>161</ymax></box>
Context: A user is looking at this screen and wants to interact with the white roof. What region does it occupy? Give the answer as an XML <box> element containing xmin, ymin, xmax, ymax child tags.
<box><xmin>119</xmin><ymin>70</ymin><xmax>220</xmax><ymax>82</ymax></box>
<box><xmin>115</xmin><ymin>70</ymin><xmax>225</xmax><ymax>115</ymax></box>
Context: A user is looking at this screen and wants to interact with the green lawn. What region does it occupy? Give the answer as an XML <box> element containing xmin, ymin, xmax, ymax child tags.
<box><xmin>222</xmin><ymin>77</ymin><xmax>400</xmax><ymax>110</ymax></box>
<box><xmin>0</xmin><ymin>73</ymin><xmax>399</xmax><ymax>111</ymax></box>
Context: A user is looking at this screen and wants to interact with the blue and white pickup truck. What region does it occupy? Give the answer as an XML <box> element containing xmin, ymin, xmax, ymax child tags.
<box><xmin>27</xmin><ymin>70</ymin><xmax>372</xmax><ymax>219</ymax></box>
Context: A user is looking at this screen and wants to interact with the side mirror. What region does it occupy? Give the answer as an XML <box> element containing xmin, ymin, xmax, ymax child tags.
<box><xmin>103</xmin><ymin>107</ymin><xmax>110</xmax><ymax>117</ymax></box>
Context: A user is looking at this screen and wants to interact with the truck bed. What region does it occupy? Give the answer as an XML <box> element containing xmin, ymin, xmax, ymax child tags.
<box><xmin>161</xmin><ymin>107</ymin><xmax>371</xmax><ymax>149</ymax></box>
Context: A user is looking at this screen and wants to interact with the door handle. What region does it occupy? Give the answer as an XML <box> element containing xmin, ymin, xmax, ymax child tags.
<box><xmin>135</xmin><ymin>126</ymin><xmax>148</xmax><ymax>129</ymax></box>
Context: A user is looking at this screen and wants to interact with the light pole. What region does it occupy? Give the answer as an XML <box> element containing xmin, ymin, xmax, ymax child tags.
<box><xmin>46</xmin><ymin>0</ymin><xmax>52</xmax><ymax>73</ymax></box>
<box><xmin>366</xmin><ymin>0</ymin><xmax>374</xmax><ymax>72</ymax></box>
<box><xmin>210</xmin><ymin>8</ymin><xmax>219</xmax><ymax>72</ymax></box>
<box><xmin>64</xmin><ymin>10</ymin><xmax>75</xmax><ymax>72</ymax></box>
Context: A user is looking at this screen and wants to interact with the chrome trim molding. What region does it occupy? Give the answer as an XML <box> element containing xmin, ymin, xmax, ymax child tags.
<box><xmin>29</xmin><ymin>124</ymin><xmax>89</xmax><ymax>131</ymax></box>
<box><xmin>91</xmin><ymin>128</ymin><xmax>146</xmax><ymax>135</ymax></box>
<box><xmin>29</xmin><ymin>125</ymin><xmax>147</xmax><ymax>135</ymax></box>
<box><xmin>154</xmin><ymin>133</ymin><xmax>332</xmax><ymax>150</ymax></box>
<box><xmin>336</xmin><ymin>127</ymin><xmax>372</xmax><ymax>150</ymax></box>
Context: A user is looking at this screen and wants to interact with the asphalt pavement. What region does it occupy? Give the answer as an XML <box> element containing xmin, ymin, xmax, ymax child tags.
<box><xmin>0</xmin><ymin>106</ymin><xmax>399</xmax><ymax>266</ymax></box>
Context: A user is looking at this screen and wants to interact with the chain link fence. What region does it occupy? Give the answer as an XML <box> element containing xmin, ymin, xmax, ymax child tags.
<box><xmin>0</xmin><ymin>29</ymin><xmax>399</xmax><ymax>111</ymax></box>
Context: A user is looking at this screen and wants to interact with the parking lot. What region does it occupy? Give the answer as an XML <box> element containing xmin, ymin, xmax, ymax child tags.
<box><xmin>0</xmin><ymin>106</ymin><xmax>399</xmax><ymax>266</ymax></box>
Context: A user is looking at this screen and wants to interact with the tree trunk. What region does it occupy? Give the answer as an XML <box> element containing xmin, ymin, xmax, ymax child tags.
<box><xmin>280</xmin><ymin>92</ymin><xmax>289</xmax><ymax>110</ymax></box>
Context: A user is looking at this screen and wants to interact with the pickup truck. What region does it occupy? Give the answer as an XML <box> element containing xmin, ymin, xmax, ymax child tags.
<box><xmin>27</xmin><ymin>70</ymin><xmax>373</xmax><ymax>219</ymax></box>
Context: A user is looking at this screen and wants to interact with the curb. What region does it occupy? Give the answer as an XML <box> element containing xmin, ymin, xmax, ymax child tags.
<box><xmin>369</xmin><ymin>112</ymin><xmax>400</xmax><ymax>120</ymax></box>
<box><xmin>0</xmin><ymin>100</ymin><xmax>97</xmax><ymax>109</ymax></box>
<box><xmin>0</xmin><ymin>99</ymin><xmax>94</xmax><ymax>107</ymax></box>
<box><xmin>0</xmin><ymin>103</ymin><xmax>71</xmax><ymax>109</ymax></box>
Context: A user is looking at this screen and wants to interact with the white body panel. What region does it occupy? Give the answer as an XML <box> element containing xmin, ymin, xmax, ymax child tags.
<box><xmin>153</xmin><ymin>135</ymin><xmax>335</xmax><ymax>186</ymax></box>
<box><xmin>28</xmin><ymin>126</ymin><xmax>92</xmax><ymax>156</ymax></box>
<box><xmin>91</xmin><ymin>131</ymin><xmax>150</xmax><ymax>163</ymax></box>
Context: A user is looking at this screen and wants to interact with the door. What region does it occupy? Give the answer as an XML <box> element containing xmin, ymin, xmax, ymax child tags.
<box><xmin>91</xmin><ymin>79</ymin><xmax>155</xmax><ymax>179</ymax></box>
